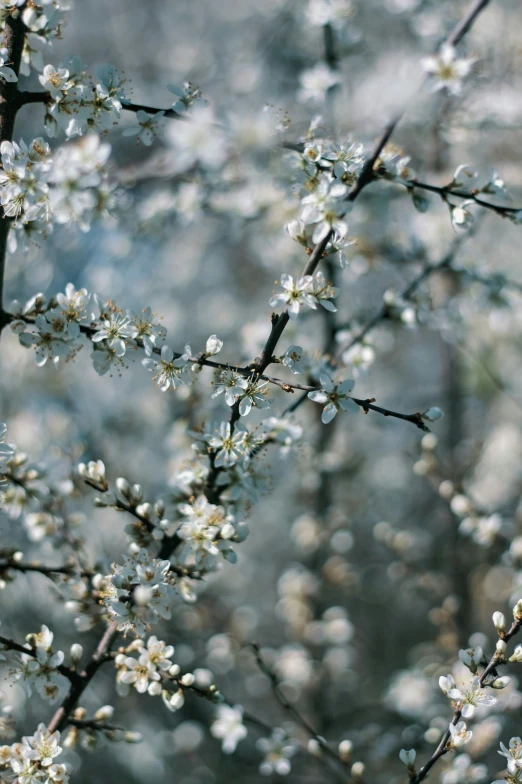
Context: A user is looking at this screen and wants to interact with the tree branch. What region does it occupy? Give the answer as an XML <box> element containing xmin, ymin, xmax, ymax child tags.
<box><xmin>47</xmin><ymin>621</ymin><xmax>119</xmax><ymax>733</ymax></box>
<box><xmin>0</xmin><ymin>13</ymin><xmax>26</xmax><ymax>325</ymax></box>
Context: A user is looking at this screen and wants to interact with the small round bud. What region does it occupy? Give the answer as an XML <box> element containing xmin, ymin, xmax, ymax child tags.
<box><xmin>422</xmin><ymin>407</ymin><xmax>443</xmax><ymax>422</ymax></box>
<box><xmin>124</xmin><ymin>732</ymin><xmax>143</xmax><ymax>744</ymax></box>
<box><xmin>493</xmin><ymin>611</ymin><xmax>506</xmax><ymax>633</ymax></box>
<box><xmin>351</xmin><ymin>762</ymin><xmax>365</xmax><ymax>778</ymax></box>
<box><xmin>438</xmin><ymin>480</ymin><xmax>454</xmax><ymax>500</ymax></box>
<box><xmin>338</xmin><ymin>739</ymin><xmax>353</xmax><ymax>760</ymax></box>
<box><xmin>70</xmin><ymin>643</ymin><xmax>83</xmax><ymax>665</ymax></box>
<box><xmin>307</xmin><ymin>738</ymin><xmax>322</xmax><ymax>756</ymax></box>
<box><xmin>509</xmin><ymin>645</ymin><xmax>522</xmax><ymax>663</ymax></box>
<box><xmin>131</xmin><ymin>484</ymin><xmax>144</xmax><ymax>503</ymax></box>
<box><xmin>94</xmin><ymin>705</ymin><xmax>114</xmax><ymax>721</ymax></box>
<box><xmin>136</xmin><ymin>502</ymin><xmax>152</xmax><ymax>520</ymax></box>
<box><xmin>496</xmin><ymin>639</ymin><xmax>507</xmax><ymax>653</ymax></box>
<box><xmin>133</xmin><ymin>585</ymin><xmax>153</xmax><ymax>606</ymax></box>
<box><xmin>491</xmin><ymin>676</ymin><xmax>511</xmax><ymax>689</ymax></box>
<box><xmin>115</xmin><ymin>477</ymin><xmax>131</xmax><ymax>498</ymax></box>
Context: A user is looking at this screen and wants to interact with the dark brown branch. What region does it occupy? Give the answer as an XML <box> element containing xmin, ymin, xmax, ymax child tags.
<box><xmin>0</xmin><ymin>13</ymin><xmax>26</xmax><ymax>324</ymax></box>
<box><xmin>121</xmin><ymin>101</ymin><xmax>187</xmax><ymax>121</ymax></box>
<box><xmin>446</xmin><ymin>0</ymin><xmax>492</xmax><ymax>47</ymax></box>
<box><xmin>47</xmin><ymin>621</ymin><xmax>119</xmax><ymax>733</ymax></box>
<box><xmin>0</xmin><ymin>559</ymin><xmax>92</xmax><ymax>579</ymax></box>
<box><xmin>407</xmin><ymin>178</ymin><xmax>521</xmax><ymax>217</ymax></box>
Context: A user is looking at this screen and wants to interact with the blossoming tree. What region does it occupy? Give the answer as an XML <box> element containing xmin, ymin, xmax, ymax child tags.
<box><xmin>1</xmin><ymin>0</ymin><xmax>522</xmax><ymax>782</ymax></box>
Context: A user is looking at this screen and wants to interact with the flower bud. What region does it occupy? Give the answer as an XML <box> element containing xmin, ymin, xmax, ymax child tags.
<box><xmin>162</xmin><ymin>689</ymin><xmax>185</xmax><ymax>712</ymax></box>
<box><xmin>509</xmin><ymin>645</ymin><xmax>522</xmax><ymax>663</ymax></box>
<box><xmin>116</xmin><ymin>477</ymin><xmax>131</xmax><ymax>499</ymax></box>
<box><xmin>514</xmin><ymin>600</ymin><xmax>522</xmax><ymax>620</ymax></box>
<box><xmin>351</xmin><ymin>762</ymin><xmax>365</xmax><ymax>778</ymax></box>
<box><xmin>94</xmin><ymin>705</ymin><xmax>114</xmax><ymax>721</ymax></box>
<box><xmin>124</xmin><ymin>732</ymin><xmax>143</xmax><ymax>744</ymax></box>
<box><xmin>422</xmin><ymin>407</ymin><xmax>444</xmax><ymax>422</ymax></box>
<box><xmin>338</xmin><ymin>739</ymin><xmax>353</xmax><ymax>760</ymax></box>
<box><xmin>496</xmin><ymin>639</ymin><xmax>507</xmax><ymax>654</ymax></box>
<box><xmin>205</xmin><ymin>334</ymin><xmax>223</xmax><ymax>356</ymax></box>
<box><xmin>399</xmin><ymin>749</ymin><xmax>416</xmax><ymax>768</ymax></box>
<box><xmin>70</xmin><ymin>643</ymin><xmax>83</xmax><ymax>665</ymax></box>
<box><xmin>491</xmin><ymin>676</ymin><xmax>511</xmax><ymax>689</ymax></box>
<box><xmin>133</xmin><ymin>585</ymin><xmax>153</xmax><ymax>606</ymax></box>
<box><xmin>493</xmin><ymin>611</ymin><xmax>506</xmax><ymax>633</ymax></box>
<box><xmin>180</xmin><ymin>673</ymin><xmax>195</xmax><ymax>686</ymax></box>
<box><xmin>131</xmin><ymin>484</ymin><xmax>144</xmax><ymax>503</ymax></box>
<box><xmin>307</xmin><ymin>738</ymin><xmax>322</xmax><ymax>756</ymax></box>
<box><xmin>136</xmin><ymin>502</ymin><xmax>152</xmax><ymax>520</ymax></box>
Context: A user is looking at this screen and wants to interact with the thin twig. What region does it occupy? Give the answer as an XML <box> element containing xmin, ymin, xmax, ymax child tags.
<box><xmin>250</xmin><ymin>644</ymin><xmax>350</xmax><ymax>775</ymax></box>
<box><xmin>47</xmin><ymin>621</ymin><xmax>119</xmax><ymax>733</ymax></box>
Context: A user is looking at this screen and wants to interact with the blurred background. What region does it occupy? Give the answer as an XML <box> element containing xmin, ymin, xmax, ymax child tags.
<box><xmin>2</xmin><ymin>0</ymin><xmax>522</xmax><ymax>782</ymax></box>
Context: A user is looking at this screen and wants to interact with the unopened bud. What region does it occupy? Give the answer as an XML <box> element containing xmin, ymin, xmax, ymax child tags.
<box><xmin>493</xmin><ymin>611</ymin><xmax>506</xmax><ymax>633</ymax></box>
<box><xmin>338</xmin><ymin>739</ymin><xmax>353</xmax><ymax>761</ymax></box>
<box><xmin>491</xmin><ymin>676</ymin><xmax>511</xmax><ymax>689</ymax></box>
<box><xmin>399</xmin><ymin>749</ymin><xmax>416</xmax><ymax>768</ymax></box>
<box><xmin>94</xmin><ymin>705</ymin><xmax>114</xmax><ymax>722</ymax></box>
<box><xmin>70</xmin><ymin>643</ymin><xmax>83</xmax><ymax>665</ymax></box>
<box><xmin>115</xmin><ymin>477</ymin><xmax>131</xmax><ymax>499</ymax></box>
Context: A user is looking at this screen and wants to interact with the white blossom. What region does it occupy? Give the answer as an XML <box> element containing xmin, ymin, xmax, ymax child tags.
<box><xmin>122</xmin><ymin>110</ymin><xmax>165</xmax><ymax>146</ymax></box>
<box><xmin>257</xmin><ymin>728</ymin><xmax>297</xmax><ymax>776</ymax></box>
<box><xmin>422</xmin><ymin>45</ymin><xmax>476</xmax><ymax>95</ymax></box>
<box><xmin>297</xmin><ymin>63</ymin><xmax>341</xmax><ymax>103</ymax></box>
<box><xmin>269</xmin><ymin>273</ymin><xmax>316</xmax><ymax>320</ymax></box>
<box><xmin>308</xmin><ymin>374</ymin><xmax>358</xmax><ymax>423</ymax></box>
<box><xmin>448</xmin><ymin>721</ymin><xmax>472</xmax><ymax>749</ymax></box>
<box><xmin>0</xmin><ymin>47</ymin><xmax>17</xmax><ymax>82</ymax></box>
<box><xmin>211</xmin><ymin>705</ymin><xmax>248</xmax><ymax>753</ymax></box>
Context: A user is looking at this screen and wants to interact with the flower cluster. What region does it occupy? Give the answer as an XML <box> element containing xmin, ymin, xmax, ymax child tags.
<box><xmin>0</xmin><ymin>135</ymin><xmax>115</xmax><ymax>250</ymax></box>
<box><xmin>0</xmin><ymin>446</ymin><xmax>81</xmax><ymax>548</ymax></box>
<box><xmin>495</xmin><ymin>737</ymin><xmax>522</xmax><ymax>783</ymax></box>
<box><xmin>0</xmin><ymin>723</ymin><xmax>68</xmax><ymax>784</ymax></box>
<box><xmin>39</xmin><ymin>61</ymin><xmax>128</xmax><ymax>139</ymax></box>
<box><xmin>9</xmin><ymin>286</ymin><xmax>182</xmax><ymax>387</ymax></box>
<box><xmin>176</xmin><ymin>495</ymin><xmax>247</xmax><ymax>571</ymax></box>
<box><xmin>10</xmin><ymin>626</ymin><xmax>66</xmax><ymax>704</ymax></box>
<box><xmin>102</xmin><ymin>549</ymin><xmax>177</xmax><ymax>636</ymax></box>
<box><xmin>212</xmin><ymin>370</ymin><xmax>271</xmax><ymax>417</ymax></box>
<box><xmin>115</xmin><ymin>635</ymin><xmax>175</xmax><ymax>696</ymax></box>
